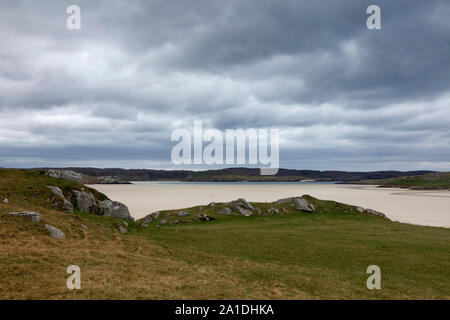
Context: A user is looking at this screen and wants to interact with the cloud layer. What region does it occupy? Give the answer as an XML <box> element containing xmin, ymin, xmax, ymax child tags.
<box><xmin>0</xmin><ymin>0</ymin><xmax>449</xmax><ymax>170</ymax></box>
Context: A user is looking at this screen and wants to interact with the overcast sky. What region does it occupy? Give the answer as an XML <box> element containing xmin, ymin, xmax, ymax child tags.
<box><xmin>0</xmin><ymin>0</ymin><xmax>449</xmax><ymax>171</ymax></box>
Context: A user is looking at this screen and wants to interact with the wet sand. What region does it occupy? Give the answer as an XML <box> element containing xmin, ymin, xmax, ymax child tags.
<box><xmin>91</xmin><ymin>182</ymin><xmax>450</xmax><ymax>228</ymax></box>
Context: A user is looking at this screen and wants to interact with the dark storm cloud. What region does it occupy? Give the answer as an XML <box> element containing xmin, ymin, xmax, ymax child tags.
<box><xmin>0</xmin><ymin>0</ymin><xmax>449</xmax><ymax>170</ymax></box>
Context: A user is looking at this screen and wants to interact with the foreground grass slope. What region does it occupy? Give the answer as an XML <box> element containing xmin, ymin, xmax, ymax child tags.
<box><xmin>0</xmin><ymin>169</ymin><xmax>449</xmax><ymax>299</ymax></box>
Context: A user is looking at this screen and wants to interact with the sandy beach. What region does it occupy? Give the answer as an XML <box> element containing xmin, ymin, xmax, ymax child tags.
<box><xmin>91</xmin><ymin>182</ymin><xmax>450</xmax><ymax>228</ymax></box>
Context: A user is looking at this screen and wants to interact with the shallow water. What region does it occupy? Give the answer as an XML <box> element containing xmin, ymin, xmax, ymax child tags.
<box><xmin>91</xmin><ymin>182</ymin><xmax>450</xmax><ymax>228</ymax></box>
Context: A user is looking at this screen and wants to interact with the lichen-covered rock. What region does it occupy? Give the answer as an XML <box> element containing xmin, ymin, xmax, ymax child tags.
<box><xmin>47</xmin><ymin>186</ymin><xmax>73</xmax><ymax>213</ymax></box>
<box><xmin>47</xmin><ymin>185</ymin><xmax>65</xmax><ymax>198</ymax></box>
<box><xmin>357</xmin><ymin>207</ymin><xmax>389</xmax><ymax>219</ymax></box>
<box><xmin>140</xmin><ymin>212</ymin><xmax>160</xmax><ymax>227</ymax></box>
<box><xmin>218</xmin><ymin>207</ymin><xmax>232</xmax><ymax>215</ymax></box>
<box><xmin>9</xmin><ymin>211</ymin><xmax>41</xmax><ymax>223</ymax></box>
<box><xmin>275</xmin><ymin>197</ymin><xmax>315</xmax><ymax>213</ymax></box>
<box><xmin>3</xmin><ymin>198</ymin><xmax>8</xmax><ymax>203</ymax></box>
<box><xmin>47</xmin><ymin>169</ymin><xmax>83</xmax><ymax>183</ymax></box>
<box><xmin>45</xmin><ymin>224</ymin><xmax>65</xmax><ymax>238</ymax></box>
<box><xmin>175</xmin><ymin>211</ymin><xmax>190</xmax><ymax>217</ymax></box>
<box><xmin>100</xmin><ymin>199</ymin><xmax>132</xmax><ymax>220</ymax></box>
<box><xmin>73</xmin><ymin>190</ymin><xmax>97</xmax><ymax>213</ymax></box>
<box><xmin>227</xmin><ymin>198</ymin><xmax>255</xmax><ymax>216</ymax></box>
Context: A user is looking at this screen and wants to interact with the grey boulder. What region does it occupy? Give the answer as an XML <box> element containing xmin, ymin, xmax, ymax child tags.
<box><xmin>228</xmin><ymin>198</ymin><xmax>255</xmax><ymax>216</ymax></box>
<box><xmin>45</xmin><ymin>224</ymin><xmax>65</xmax><ymax>238</ymax></box>
<box><xmin>117</xmin><ymin>224</ymin><xmax>128</xmax><ymax>234</ymax></box>
<box><xmin>275</xmin><ymin>197</ymin><xmax>315</xmax><ymax>213</ymax></box>
<box><xmin>175</xmin><ymin>211</ymin><xmax>190</xmax><ymax>217</ymax></box>
<box><xmin>100</xmin><ymin>200</ymin><xmax>133</xmax><ymax>220</ymax></box>
<box><xmin>47</xmin><ymin>169</ymin><xmax>83</xmax><ymax>183</ymax></box>
<box><xmin>73</xmin><ymin>190</ymin><xmax>97</xmax><ymax>213</ymax></box>
<box><xmin>9</xmin><ymin>211</ymin><xmax>41</xmax><ymax>223</ymax></box>
<box><xmin>218</xmin><ymin>207</ymin><xmax>232</xmax><ymax>215</ymax></box>
<box><xmin>357</xmin><ymin>207</ymin><xmax>389</xmax><ymax>219</ymax></box>
<box><xmin>47</xmin><ymin>186</ymin><xmax>73</xmax><ymax>213</ymax></box>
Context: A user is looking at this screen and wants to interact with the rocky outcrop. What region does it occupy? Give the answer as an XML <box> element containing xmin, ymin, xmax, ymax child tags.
<box><xmin>45</xmin><ymin>224</ymin><xmax>65</xmax><ymax>238</ymax></box>
<box><xmin>218</xmin><ymin>207</ymin><xmax>232</xmax><ymax>215</ymax></box>
<box><xmin>268</xmin><ymin>207</ymin><xmax>280</xmax><ymax>214</ymax></box>
<box><xmin>227</xmin><ymin>198</ymin><xmax>255</xmax><ymax>216</ymax></box>
<box><xmin>47</xmin><ymin>186</ymin><xmax>73</xmax><ymax>213</ymax></box>
<box><xmin>140</xmin><ymin>212</ymin><xmax>160</xmax><ymax>227</ymax></box>
<box><xmin>47</xmin><ymin>185</ymin><xmax>132</xmax><ymax>220</ymax></box>
<box><xmin>100</xmin><ymin>200</ymin><xmax>133</xmax><ymax>221</ymax></box>
<box><xmin>197</xmin><ymin>214</ymin><xmax>215</xmax><ymax>222</ymax></box>
<box><xmin>357</xmin><ymin>207</ymin><xmax>389</xmax><ymax>220</ymax></box>
<box><xmin>73</xmin><ymin>190</ymin><xmax>97</xmax><ymax>213</ymax></box>
<box><xmin>47</xmin><ymin>169</ymin><xmax>83</xmax><ymax>183</ymax></box>
<box><xmin>275</xmin><ymin>197</ymin><xmax>315</xmax><ymax>213</ymax></box>
<box><xmin>175</xmin><ymin>211</ymin><xmax>190</xmax><ymax>217</ymax></box>
<box><xmin>9</xmin><ymin>211</ymin><xmax>41</xmax><ymax>223</ymax></box>
<box><xmin>47</xmin><ymin>185</ymin><xmax>64</xmax><ymax>198</ymax></box>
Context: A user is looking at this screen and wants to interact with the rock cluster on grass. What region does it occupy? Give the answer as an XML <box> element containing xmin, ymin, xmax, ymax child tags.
<box><xmin>47</xmin><ymin>185</ymin><xmax>133</xmax><ymax>221</ymax></box>
<box><xmin>47</xmin><ymin>186</ymin><xmax>74</xmax><ymax>213</ymax></box>
<box><xmin>197</xmin><ymin>214</ymin><xmax>215</xmax><ymax>222</ymax></box>
<box><xmin>137</xmin><ymin>195</ymin><xmax>389</xmax><ymax>228</ymax></box>
<box><xmin>274</xmin><ymin>197</ymin><xmax>316</xmax><ymax>212</ymax></box>
<box><xmin>226</xmin><ymin>198</ymin><xmax>255</xmax><ymax>216</ymax></box>
<box><xmin>218</xmin><ymin>207</ymin><xmax>232</xmax><ymax>215</ymax></box>
<box><xmin>357</xmin><ymin>207</ymin><xmax>389</xmax><ymax>219</ymax></box>
<box><xmin>140</xmin><ymin>212</ymin><xmax>160</xmax><ymax>227</ymax></box>
<box><xmin>268</xmin><ymin>207</ymin><xmax>280</xmax><ymax>214</ymax></box>
<box><xmin>9</xmin><ymin>211</ymin><xmax>41</xmax><ymax>223</ymax></box>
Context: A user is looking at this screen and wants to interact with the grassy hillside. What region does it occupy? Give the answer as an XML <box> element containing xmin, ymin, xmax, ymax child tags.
<box><xmin>379</xmin><ymin>172</ymin><xmax>450</xmax><ymax>189</ymax></box>
<box><xmin>352</xmin><ymin>172</ymin><xmax>450</xmax><ymax>190</ymax></box>
<box><xmin>0</xmin><ymin>169</ymin><xmax>449</xmax><ymax>299</ymax></box>
<box><xmin>43</xmin><ymin>167</ymin><xmax>434</xmax><ymax>182</ymax></box>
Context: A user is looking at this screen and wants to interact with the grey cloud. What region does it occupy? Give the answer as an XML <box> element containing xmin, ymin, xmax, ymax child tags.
<box><xmin>0</xmin><ymin>0</ymin><xmax>449</xmax><ymax>170</ymax></box>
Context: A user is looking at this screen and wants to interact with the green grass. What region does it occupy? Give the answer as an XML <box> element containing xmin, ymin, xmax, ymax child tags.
<box><xmin>142</xmin><ymin>213</ymin><xmax>449</xmax><ymax>299</ymax></box>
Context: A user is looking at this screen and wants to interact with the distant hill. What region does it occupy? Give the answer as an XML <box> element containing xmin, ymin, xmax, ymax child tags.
<box><xmin>37</xmin><ymin>167</ymin><xmax>435</xmax><ymax>182</ymax></box>
<box><xmin>376</xmin><ymin>172</ymin><xmax>450</xmax><ymax>189</ymax></box>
